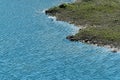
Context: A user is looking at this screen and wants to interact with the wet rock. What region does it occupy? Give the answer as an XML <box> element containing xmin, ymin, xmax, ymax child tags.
<box><xmin>66</xmin><ymin>35</ymin><xmax>78</xmax><ymax>41</ymax></box>
<box><xmin>112</xmin><ymin>50</ymin><xmax>117</xmax><ymax>53</ymax></box>
<box><xmin>45</xmin><ymin>10</ymin><xmax>55</xmax><ymax>14</ymax></box>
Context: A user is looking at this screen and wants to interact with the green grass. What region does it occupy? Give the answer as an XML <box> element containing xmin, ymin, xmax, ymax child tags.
<box><xmin>75</xmin><ymin>26</ymin><xmax>120</xmax><ymax>42</ymax></box>
<box><xmin>47</xmin><ymin>0</ymin><xmax>120</xmax><ymax>25</ymax></box>
<box><xmin>46</xmin><ymin>0</ymin><xmax>120</xmax><ymax>48</ymax></box>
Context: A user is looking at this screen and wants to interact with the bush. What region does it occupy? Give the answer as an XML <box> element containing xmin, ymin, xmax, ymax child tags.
<box><xmin>59</xmin><ymin>3</ymin><xmax>68</xmax><ymax>8</ymax></box>
<box><xmin>82</xmin><ymin>0</ymin><xmax>93</xmax><ymax>2</ymax></box>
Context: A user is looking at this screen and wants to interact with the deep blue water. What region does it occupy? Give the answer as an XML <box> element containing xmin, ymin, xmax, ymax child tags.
<box><xmin>0</xmin><ymin>0</ymin><xmax>120</xmax><ymax>80</ymax></box>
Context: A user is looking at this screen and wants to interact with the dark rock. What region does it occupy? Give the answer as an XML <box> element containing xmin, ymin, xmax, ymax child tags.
<box><xmin>45</xmin><ymin>9</ymin><xmax>57</xmax><ymax>15</ymax></box>
<box><xmin>112</xmin><ymin>50</ymin><xmax>117</xmax><ymax>53</ymax></box>
<box><xmin>66</xmin><ymin>35</ymin><xmax>78</xmax><ymax>41</ymax></box>
<box><xmin>84</xmin><ymin>39</ymin><xmax>89</xmax><ymax>42</ymax></box>
<box><xmin>45</xmin><ymin>10</ymin><xmax>53</xmax><ymax>14</ymax></box>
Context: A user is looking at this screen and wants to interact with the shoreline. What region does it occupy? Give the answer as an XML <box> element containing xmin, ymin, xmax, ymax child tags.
<box><xmin>45</xmin><ymin>0</ymin><xmax>120</xmax><ymax>53</ymax></box>
<box><xmin>46</xmin><ymin>13</ymin><xmax>120</xmax><ymax>53</ymax></box>
<box><xmin>66</xmin><ymin>35</ymin><xmax>120</xmax><ymax>53</ymax></box>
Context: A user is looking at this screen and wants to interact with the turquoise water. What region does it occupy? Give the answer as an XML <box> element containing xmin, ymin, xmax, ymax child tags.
<box><xmin>0</xmin><ymin>0</ymin><xmax>120</xmax><ymax>80</ymax></box>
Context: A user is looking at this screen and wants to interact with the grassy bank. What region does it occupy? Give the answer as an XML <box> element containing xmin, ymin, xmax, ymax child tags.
<box><xmin>46</xmin><ymin>0</ymin><xmax>120</xmax><ymax>49</ymax></box>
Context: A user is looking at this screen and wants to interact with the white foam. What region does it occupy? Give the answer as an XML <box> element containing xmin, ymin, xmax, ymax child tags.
<box><xmin>48</xmin><ymin>16</ymin><xmax>57</xmax><ymax>21</ymax></box>
<box><xmin>41</xmin><ymin>9</ymin><xmax>47</xmax><ymax>13</ymax></box>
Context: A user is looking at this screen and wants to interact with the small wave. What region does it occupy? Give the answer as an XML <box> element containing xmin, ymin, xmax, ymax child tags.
<box><xmin>35</xmin><ymin>9</ymin><xmax>47</xmax><ymax>14</ymax></box>
<box><xmin>48</xmin><ymin>16</ymin><xmax>56</xmax><ymax>21</ymax></box>
<box><xmin>41</xmin><ymin>9</ymin><xmax>47</xmax><ymax>13</ymax></box>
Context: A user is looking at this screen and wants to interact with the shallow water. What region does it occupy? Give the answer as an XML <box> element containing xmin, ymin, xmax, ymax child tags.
<box><xmin>0</xmin><ymin>0</ymin><xmax>120</xmax><ymax>80</ymax></box>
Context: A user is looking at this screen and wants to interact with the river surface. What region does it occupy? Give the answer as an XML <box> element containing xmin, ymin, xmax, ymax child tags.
<box><xmin>0</xmin><ymin>0</ymin><xmax>120</xmax><ymax>80</ymax></box>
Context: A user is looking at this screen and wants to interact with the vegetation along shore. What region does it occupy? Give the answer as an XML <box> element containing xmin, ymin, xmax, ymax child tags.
<box><xmin>46</xmin><ymin>0</ymin><xmax>120</xmax><ymax>52</ymax></box>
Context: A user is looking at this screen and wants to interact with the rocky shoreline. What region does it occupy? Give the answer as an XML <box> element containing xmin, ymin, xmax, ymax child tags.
<box><xmin>66</xmin><ymin>35</ymin><xmax>120</xmax><ymax>53</ymax></box>
<box><xmin>45</xmin><ymin>0</ymin><xmax>120</xmax><ymax>53</ymax></box>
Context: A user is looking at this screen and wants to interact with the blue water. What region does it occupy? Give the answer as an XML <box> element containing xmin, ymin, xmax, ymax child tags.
<box><xmin>0</xmin><ymin>0</ymin><xmax>120</xmax><ymax>80</ymax></box>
